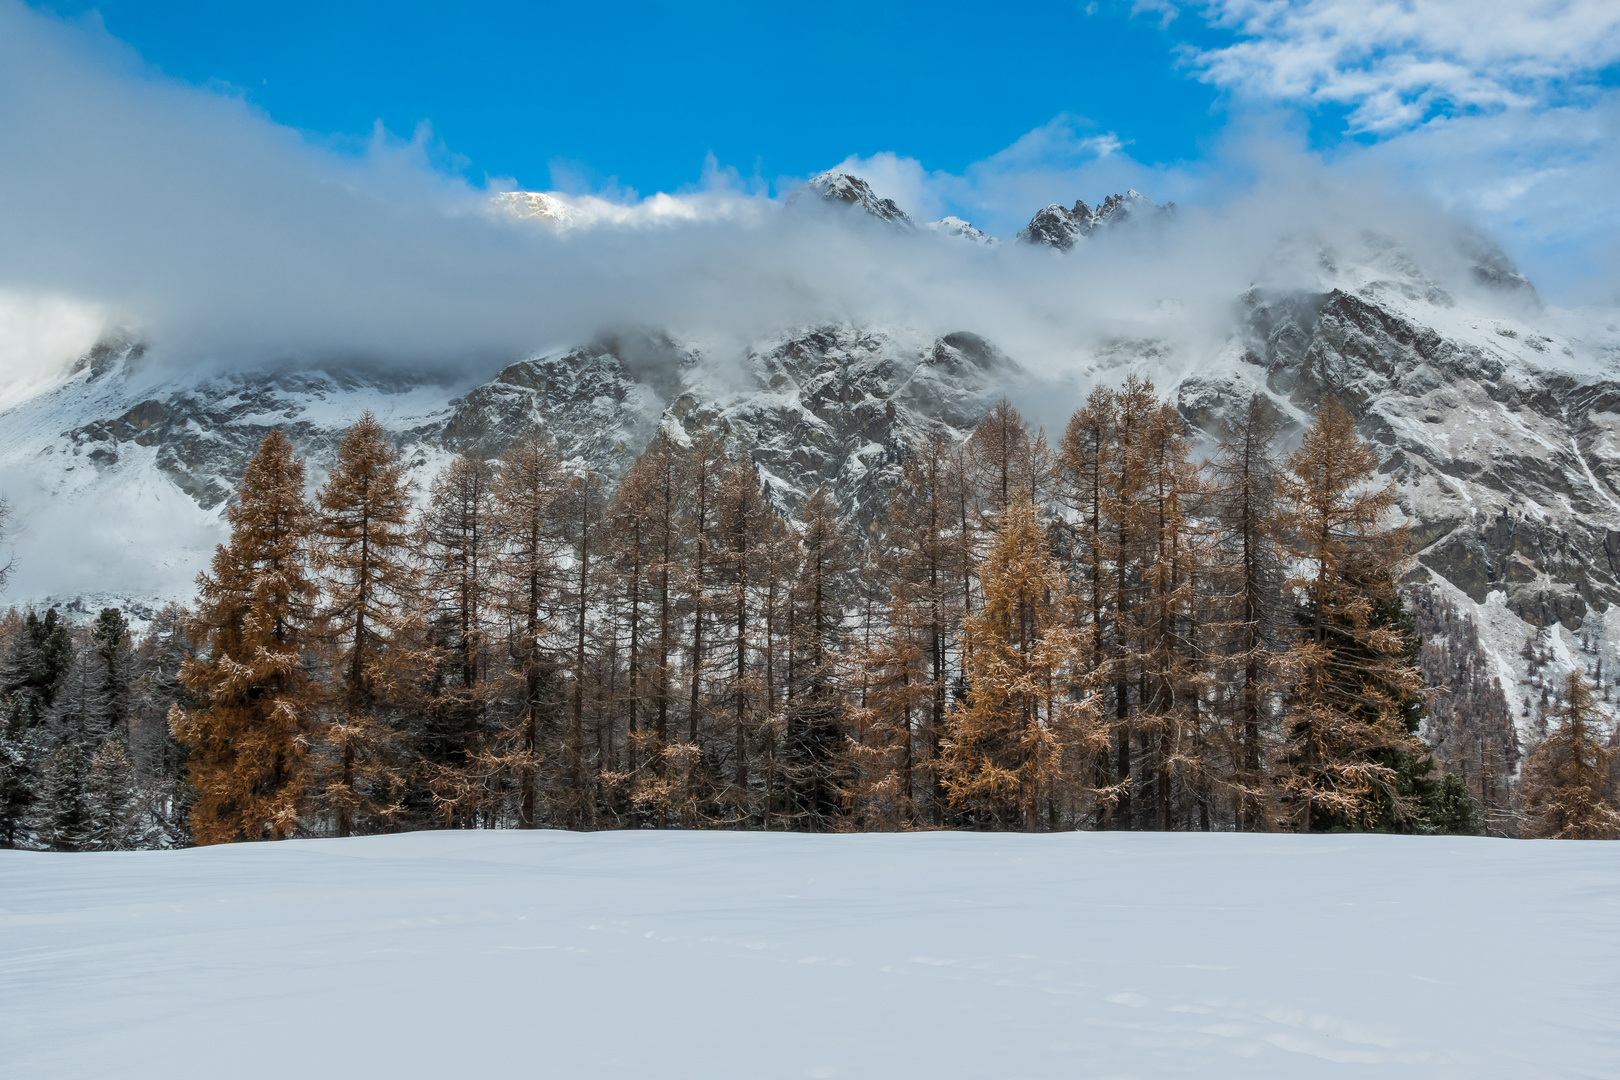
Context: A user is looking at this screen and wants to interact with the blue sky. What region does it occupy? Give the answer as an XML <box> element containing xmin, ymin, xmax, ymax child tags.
<box><xmin>42</xmin><ymin>1</ymin><xmax>1235</xmax><ymax>197</ymax></box>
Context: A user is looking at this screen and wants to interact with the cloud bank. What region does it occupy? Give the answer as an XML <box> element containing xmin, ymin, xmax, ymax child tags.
<box><xmin>0</xmin><ymin>0</ymin><xmax>1608</xmax><ymax>401</ymax></box>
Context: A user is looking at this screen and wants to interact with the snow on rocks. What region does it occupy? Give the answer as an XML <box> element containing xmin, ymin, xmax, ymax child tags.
<box><xmin>790</xmin><ymin>171</ymin><xmax>916</xmax><ymax>231</ymax></box>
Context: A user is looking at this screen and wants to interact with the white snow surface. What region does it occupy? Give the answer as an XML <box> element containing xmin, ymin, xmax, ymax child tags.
<box><xmin>2</xmin><ymin>831</ymin><xmax>1616</xmax><ymax>1079</ymax></box>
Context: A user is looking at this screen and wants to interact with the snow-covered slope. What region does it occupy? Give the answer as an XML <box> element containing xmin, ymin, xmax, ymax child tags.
<box><xmin>3</xmin><ymin>830</ymin><xmax>1615</xmax><ymax>1079</ymax></box>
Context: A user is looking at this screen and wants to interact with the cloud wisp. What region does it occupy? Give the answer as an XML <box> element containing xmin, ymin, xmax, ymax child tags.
<box><xmin>1180</xmin><ymin>0</ymin><xmax>1620</xmax><ymax>131</ymax></box>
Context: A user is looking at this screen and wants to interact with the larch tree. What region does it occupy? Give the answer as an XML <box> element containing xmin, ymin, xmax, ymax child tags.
<box><xmin>414</xmin><ymin>452</ymin><xmax>497</xmax><ymax>825</ymax></box>
<box><xmin>679</xmin><ymin>429</ymin><xmax>727</xmax><ymax>746</ymax></box>
<box><xmin>316</xmin><ymin>412</ymin><xmax>414</xmax><ymax>836</ymax></box>
<box><xmin>781</xmin><ymin>488</ymin><xmax>850</xmax><ymax>830</ymax></box>
<box><xmin>885</xmin><ymin>426</ymin><xmax>967</xmax><ymax>825</ymax></box>
<box><xmin>618</xmin><ymin>429</ymin><xmax>687</xmax><ymax>824</ymax></box>
<box><xmin>842</xmin><ymin>570</ymin><xmax>927</xmax><ymax>830</ymax></box>
<box><xmin>489</xmin><ymin>430</ymin><xmax>565</xmax><ymax>828</ymax></box>
<box><xmin>1274</xmin><ymin>399</ymin><xmax>1429</xmax><ymax>832</ymax></box>
<box><xmin>1207</xmin><ymin>394</ymin><xmax>1285</xmax><ymax>830</ymax></box>
<box><xmin>608</xmin><ymin>458</ymin><xmax>652</xmax><ymax>792</ymax></box>
<box><xmin>0</xmin><ymin>497</ymin><xmax>12</xmax><ymax>596</ymax></box>
<box><xmin>1057</xmin><ymin>384</ymin><xmax>1123</xmax><ymax>824</ymax></box>
<box><xmin>1100</xmin><ymin>375</ymin><xmax>1157</xmax><ymax>828</ymax></box>
<box><xmin>171</xmin><ymin>430</ymin><xmax>319</xmax><ymax>844</ymax></box>
<box><xmin>1518</xmin><ymin>670</ymin><xmax>1620</xmax><ymax>839</ymax></box>
<box><xmin>714</xmin><ymin>451</ymin><xmax>770</xmax><ymax>804</ymax></box>
<box><xmin>942</xmin><ymin>493</ymin><xmax>1096</xmax><ymax>830</ymax></box>
<box><xmin>1128</xmin><ymin>398</ymin><xmax>1203</xmax><ymax>830</ymax></box>
<box><xmin>560</xmin><ymin>466</ymin><xmax>607</xmax><ymax>828</ymax></box>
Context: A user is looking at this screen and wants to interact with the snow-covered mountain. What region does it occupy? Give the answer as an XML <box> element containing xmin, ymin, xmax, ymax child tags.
<box><xmin>1016</xmin><ymin>189</ymin><xmax>1169</xmax><ymax>249</ymax></box>
<box><xmin>4</xmin><ymin>171</ymin><xmax>1620</xmax><ymax>761</ymax></box>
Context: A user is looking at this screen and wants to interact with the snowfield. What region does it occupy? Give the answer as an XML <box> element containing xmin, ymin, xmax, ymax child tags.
<box><xmin>2</xmin><ymin>832</ymin><xmax>1616</xmax><ymax>1078</ymax></box>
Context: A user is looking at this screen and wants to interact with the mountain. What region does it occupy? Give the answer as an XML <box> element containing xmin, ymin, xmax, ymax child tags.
<box><xmin>3</xmin><ymin>173</ymin><xmax>1619</xmax><ymax>765</ymax></box>
<box><xmin>792</xmin><ymin>170</ymin><xmax>916</xmax><ymax>230</ymax></box>
<box><xmin>1016</xmin><ymin>189</ymin><xmax>1169</xmax><ymax>249</ymax></box>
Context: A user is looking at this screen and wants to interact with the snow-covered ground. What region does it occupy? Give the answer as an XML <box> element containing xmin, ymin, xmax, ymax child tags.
<box><xmin>2</xmin><ymin>832</ymin><xmax>1616</xmax><ymax>1078</ymax></box>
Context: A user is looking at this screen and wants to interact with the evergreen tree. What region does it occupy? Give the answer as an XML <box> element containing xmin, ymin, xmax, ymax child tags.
<box><xmin>316</xmin><ymin>412</ymin><xmax>413</xmax><ymax>836</ymax></box>
<box><xmin>0</xmin><ymin>608</ymin><xmax>69</xmax><ymax>845</ymax></box>
<box><xmin>89</xmin><ymin>608</ymin><xmax>134</xmax><ymax>740</ymax></box>
<box><xmin>130</xmin><ymin>603</ymin><xmax>195</xmax><ymax>846</ymax></box>
<box><xmin>29</xmin><ymin>741</ymin><xmax>89</xmax><ymax>851</ymax></box>
<box><xmin>2</xmin><ymin>607</ymin><xmax>74</xmax><ymax>732</ymax></box>
<box><xmin>1101</xmin><ymin>377</ymin><xmax>1158</xmax><ymax>827</ymax></box>
<box><xmin>1519</xmin><ymin>671</ymin><xmax>1620</xmax><ymax>839</ymax></box>
<box><xmin>83</xmin><ymin>737</ymin><xmax>143</xmax><ymax>850</ymax></box>
<box><xmin>29</xmin><ymin>641</ymin><xmax>117</xmax><ymax>846</ymax></box>
<box><xmin>1128</xmin><ymin>397</ymin><xmax>1204</xmax><ymax>830</ymax></box>
<box><xmin>172</xmin><ymin>430</ymin><xmax>320</xmax><ymax>844</ymax></box>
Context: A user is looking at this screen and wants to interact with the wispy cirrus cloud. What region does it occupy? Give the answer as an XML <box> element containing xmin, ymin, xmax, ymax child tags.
<box><xmin>1176</xmin><ymin>0</ymin><xmax>1620</xmax><ymax>131</ymax></box>
<box><xmin>1119</xmin><ymin>1</ymin><xmax>1620</xmax><ymax>299</ymax></box>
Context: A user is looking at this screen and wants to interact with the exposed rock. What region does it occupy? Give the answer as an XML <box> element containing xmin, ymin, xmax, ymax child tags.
<box><xmin>1017</xmin><ymin>190</ymin><xmax>1168</xmax><ymax>250</ymax></box>
<box><xmin>791</xmin><ymin>171</ymin><xmax>915</xmax><ymax>231</ymax></box>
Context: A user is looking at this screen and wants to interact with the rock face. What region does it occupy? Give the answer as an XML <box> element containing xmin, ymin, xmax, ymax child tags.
<box><xmin>1232</xmin><ymin>285</ymin><xmax>1620</xmax><ymax>631</ymax></box>
<box><xmin>4</xmin><ymin>323</ymin><xmax>1015</xmax><ymax>546</ymax></box>
<box><xmin>1016</xmin><ymin>189</ymin><xmax>1167</xmax><ymax>249</ymax></box>
<box><xmin>792</xmin><ymin>171</ymin><xmax>915</xmax><ymax>230</ymax></box>
<box><xmin>672</xmin><ymin>327</ymin><xmax>1016</xmax><ymax>526</ymax></box>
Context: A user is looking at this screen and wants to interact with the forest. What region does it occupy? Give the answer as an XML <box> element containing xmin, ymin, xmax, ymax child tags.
<box><xmin>3</xmin><ymin>377</ymin><xmax>1616</xmax><ymax>848</ymax></box>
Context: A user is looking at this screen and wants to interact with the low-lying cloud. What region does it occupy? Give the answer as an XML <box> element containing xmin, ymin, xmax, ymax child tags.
<box><xmin>0</xmin><ymin>1</ymin><xmax>1601</xmax><ymax>400</ymax></box>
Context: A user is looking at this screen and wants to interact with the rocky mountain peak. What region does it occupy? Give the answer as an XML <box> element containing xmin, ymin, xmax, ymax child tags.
<box><xmin>793</xmin><ymin>171</ymin><xmax>915</xmax><ymax>230</ymax></box>
<box><xmin>1017</xmin><ymin>190</ymin><xmax>1171</xmax><ymax>249</ymax></box>
<box><xmin>927</xmin><ymin>216</ymin><xmax>997</xmax><ymax>245</ymax></box>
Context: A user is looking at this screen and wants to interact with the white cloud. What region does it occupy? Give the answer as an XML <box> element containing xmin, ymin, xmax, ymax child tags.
<box><xmin>1182</xmin><ymin>0</ymin><xmax>1620</xmax><ymax>132</ymax></box>
<box><xmin>0</xmin><ymin>291</ymin><xmax>106</xmax><ymax>406</ymax></box>
<box><xmin>832</xmin><ymin>116</ymin><xmax>1180</xmax><ymax>236</ymax></box>
<box><xmin>1346</xmin><ymin>91</ymin><xmax>1620</xmax><ymax>301</ymax></box>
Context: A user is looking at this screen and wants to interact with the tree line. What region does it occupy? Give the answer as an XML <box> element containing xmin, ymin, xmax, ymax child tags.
<box><xmin>2</xmin><ymin>377</ymin><xmax>1616</xmax><ymax>847</ymax></box>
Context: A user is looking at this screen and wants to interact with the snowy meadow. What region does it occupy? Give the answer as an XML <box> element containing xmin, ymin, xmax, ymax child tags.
<box><xmin>2</xmin><ymin>830</ymin><xmax>1616</xmax><ymax>1078</ymax></box>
